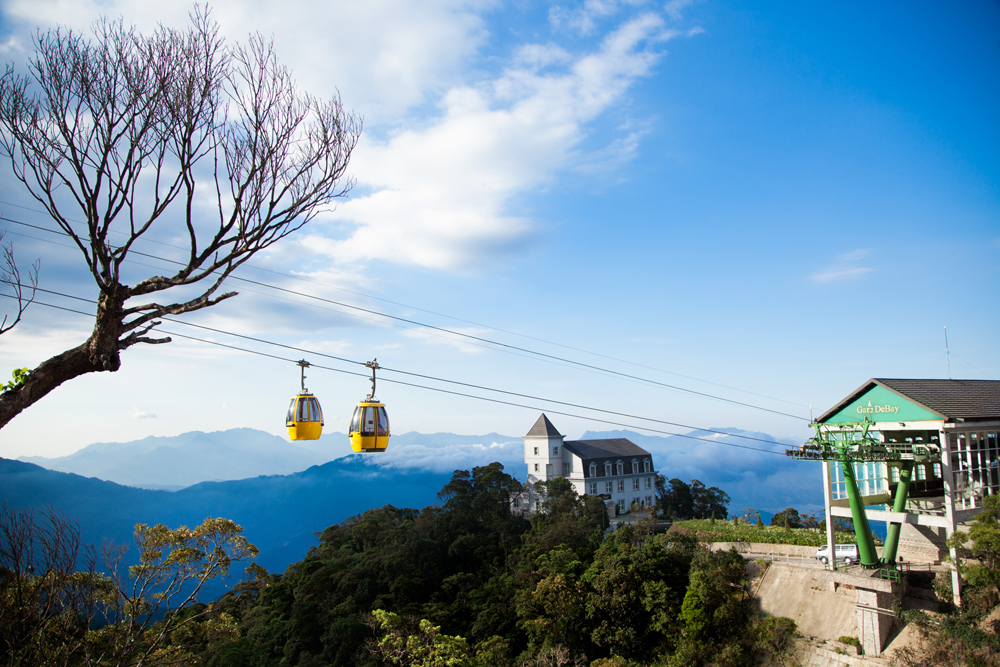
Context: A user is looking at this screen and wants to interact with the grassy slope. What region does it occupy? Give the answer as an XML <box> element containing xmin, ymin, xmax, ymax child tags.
<box><xmin>674</xmin><ymin>519</ymin><xmax>883</xmax><ymax>546</ymax></box>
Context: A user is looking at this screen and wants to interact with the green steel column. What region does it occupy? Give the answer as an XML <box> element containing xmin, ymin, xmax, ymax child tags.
<box><xmin>881</xmin><ymin>461</ymin><xmax>914</xmax><ymax>565</ymax></box>
<box><xmin>839</xmin><ymin>455</ymin><xmax>880</xmax><ymax>568</ymax></box>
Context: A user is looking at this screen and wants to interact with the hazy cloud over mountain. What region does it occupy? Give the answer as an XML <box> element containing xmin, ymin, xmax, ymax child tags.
<box><xmin>19</xmin><ymin>426</ymin><xmax>821</xmax><ymax>514</ymax></box>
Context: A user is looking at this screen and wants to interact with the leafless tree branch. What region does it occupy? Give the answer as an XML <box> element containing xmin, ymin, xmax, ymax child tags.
<box><xmin>0</xmin><ymin>230</ymin><xmax>40</xmax><ymax>335</ymax></box>
<box><xmin>0</xmin><ymin>6</ymin><xmax>361</xmax><ymax>429</ymax></box>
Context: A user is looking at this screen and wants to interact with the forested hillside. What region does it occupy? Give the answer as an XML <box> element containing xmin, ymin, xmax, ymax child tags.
<box><xmin>2</xmin><ymin>461</ymin><xmax>799</xmax><ymax>666</ymax></box>
<box><xmin>186</xmin><ymin>464</ymin><xmax>794</xmax><ymax>666</ymax></box>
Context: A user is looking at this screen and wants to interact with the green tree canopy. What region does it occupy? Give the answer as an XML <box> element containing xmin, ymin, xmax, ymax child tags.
<box><xmin>770</xmin><ymin>508</ymin><xmax>803</xmax><ymax>529</ymax></box>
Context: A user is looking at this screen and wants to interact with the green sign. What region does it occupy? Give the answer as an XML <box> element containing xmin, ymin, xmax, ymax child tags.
<box><xmin>824</xmin><ymin>385</ymin><xmax>941</xmax><ymax>424</ymax></box>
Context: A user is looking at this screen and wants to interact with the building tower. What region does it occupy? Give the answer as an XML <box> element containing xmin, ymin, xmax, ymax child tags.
<box><xmin>524</xmin><ymin>413</ymin><xmax>564</xmax><ymax>487</ymax></box>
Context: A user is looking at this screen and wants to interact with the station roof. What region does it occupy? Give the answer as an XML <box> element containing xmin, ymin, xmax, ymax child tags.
<box><xmin>818</xmin><ymin>379</ymin><xmax>1000</xmax><ymax>424</ymax></box>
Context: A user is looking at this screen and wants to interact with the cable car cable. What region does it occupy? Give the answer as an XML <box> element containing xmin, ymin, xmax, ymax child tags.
<box><xmin>2</xmin><ymin>212</ymin><xmax>809</xmax><ymax>417</ymax></box>
<box><xmin>2</xmin><ymin>217</ymin><xmax>703</xmax><ymax>385</ymax></box>
<box><xmin>147</xmin><ymin>330</ymin><xmax>790</xmax><ymax>456</ymax></box>
<box><xmin>0</xmin><ymin>201</ymin><xmax>809</xmax><ymax>409</ymax></box>
<box><xmin>1</xmin><ymin>213</ymin><xmax>808</xmax><ymax>421</ymax></box>
<box><xmin>1</xmin><ymin>290</ymin><xmax>795</xmax><ymax>453</ymax></box>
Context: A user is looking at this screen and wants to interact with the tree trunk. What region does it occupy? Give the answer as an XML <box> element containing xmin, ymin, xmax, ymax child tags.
<box><xmin>0</xmin><ymin>291</ymin><xmax>126</xmax><ymax>430</ymax></box>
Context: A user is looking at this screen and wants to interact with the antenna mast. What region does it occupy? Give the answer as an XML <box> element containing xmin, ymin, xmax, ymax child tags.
<box><xmin>944</xmin><ymin>327</ymin><xmax>951</xmax><ymax>380</ymax></box>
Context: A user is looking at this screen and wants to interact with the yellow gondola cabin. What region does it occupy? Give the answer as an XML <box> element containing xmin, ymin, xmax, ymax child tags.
<box><xmin>287</xmin><ymin>360</ymin><xmax>324</xmax><ymax>440</ymax></box>
<box><xmin>349</xmin><ymin>359</ymin><xmax>391</xmax><ymax>452</ymax></box>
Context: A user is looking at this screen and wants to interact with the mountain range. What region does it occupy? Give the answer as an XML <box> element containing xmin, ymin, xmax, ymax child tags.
<box><xmin>2</xmin><ymin>423</ymin><xmax>824</xmax><ymax>596</ymax></box>
<box><xmin>1</xmin><ymin>454</ymin><xmax>454</xmax><ymax>599</ymax></box>
<box><xmin>18</xmin><ymin>428</ymin><xmax>522</xmax><ymax>490</ymax></box>
<box><xmin>16</xmin><ymin>425</ymin><xmax>820</xmax><ymax>514</ymax></box>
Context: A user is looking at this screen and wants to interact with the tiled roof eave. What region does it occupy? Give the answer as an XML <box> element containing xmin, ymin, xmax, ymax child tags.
<box><xmin>817</xmin><ymin>378</ymin><xmax>1000</xmax><ymax>423</ymax></box>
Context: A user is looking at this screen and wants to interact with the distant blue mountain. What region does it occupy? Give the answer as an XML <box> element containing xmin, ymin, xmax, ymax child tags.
<box><xmin>0</xmin><ymin>455</ymin><xmax>454</xmax><ymax>579</ymax></box>
<box><xmin>6</xmin><ymin>423</ymin><xmax>831</xmax><ymax>595</ymax></box>
<box><xmin>18</xmin><ymin>428</ymin><xmax>522</xmax><ymax>490</ymax></box>
<box><xmin>18</xmin><ymin>428</ymin><xmax>332</xmax><ymax>490</ymax></box>
<box><xmin>15</xmin><ymin>425</ymin><xmax>823</xmax><ymax>518</ymax></box>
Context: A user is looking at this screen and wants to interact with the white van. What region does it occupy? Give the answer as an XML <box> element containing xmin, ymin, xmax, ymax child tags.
<box><xmin>815</xmin><ymin>543</ymin><xmax>859</xmax><ymax>565</ymax></box>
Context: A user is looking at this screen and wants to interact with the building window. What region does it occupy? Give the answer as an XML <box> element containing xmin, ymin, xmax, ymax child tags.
<box><xmin>553</xmin><ymin>446</ymin><xmax>559</xmax><ymax>455</ymax></box>
<box><xmin>605</xmin><ymin>462</ymin><xmax>612</xmax><ymax>477</ymax></box>
<box><xmin>546</xmin><ymin>464</ymin><xmax>552</xmax><ymax>477</ymax></box>
<box><xmin>617</xmin><ymin>499</ymin><xmax>625</xmax><ymax>511</ymax></box>
<box><xmin>646</xmin><ymin>495</ymin><xmax>652</xmax><ymax>505</ymax></box>
<box><xmin>616</xmin><ymin>461</ymin><xmax>623</xmax><ymax>476</ymax></box>
<box><xmin>632</xmin><ymin>478</ymin><xmax>640</xmax><ymax>490</ymax></box>
<box><xmin>513</xmin><ymin>497</ymin><xmax>519</xmax><ymax>508</ymax></box>
<box><xmin>645</xmin><ymin>477</ymin><xmax>652</xmax><ymax>489</ymax></box>
<box><xmin>617</xmin><ymin>480</ymin><xmax>625</xmax><ymax>492</ymax></box>
<box><xmin>590</xmin><ymin>483</ymin><xmax>597</xmax><ymax>494</ymax></box>
<box><xmin>565</xmin><ymin>459</ymin><xmax>573</xmax><ymax>473</ymax></box>
<box><xmin>606</xmin><ymin>481</ymin><xmax>613</xmax><ymax>493</ymax></box>
<box><xmin>533</xmin><ymin>447</ymin><xmax>538</xmax><ymax>456</ymax></box>
<box><xmin>590</xmin><ymin>462</ymin><xmax>597</xmax><ymax>478</ymax></box>
<box><xmin>632</xmin><ymin>460</ymin><xmax>639</xmax><ymax>474</ymax></box>
<box><xmin>534</xmin><ymin>463</ymin><xmax>539</xmax><ymax>472</ymax></box>
<box><xmin>644</xmin><ymin>459</ymin><xmax>651</xmax><ymax>473</ymax></box>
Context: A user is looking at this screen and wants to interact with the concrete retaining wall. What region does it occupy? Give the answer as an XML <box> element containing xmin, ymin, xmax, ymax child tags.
<box><xmin>709</xmin><ymin>542</ymin><xmax>819</xmax><ymax>558</ymax></box>
<box><xmin>898</xmin><ymin>523</ymin><xmax>947</xmax><ymax>563</ymax></box>
<box><xmin>755</xmin><ymin>563</ymin><xmax>859</xmax><ymax>641</ymax></box>
<box><xmin>710</xmin><ymin>541</ymin><xmax>888</xmax><ymax>561</ymax></box>
<box><xmin>792</xmin><ymin>641</ymin><xmax>888</xmax><ymax>667</ymax></box>
<box><xmin>709</xmin><ymin>541</ymin><xmax>886</xmax><ymax>559</ymax></box>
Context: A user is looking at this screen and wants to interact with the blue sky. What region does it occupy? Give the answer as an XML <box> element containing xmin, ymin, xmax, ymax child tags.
<box><xmin>0</xmin><ymin>0</ymin><xmax>997</xmax><ymax>461</ymax></box>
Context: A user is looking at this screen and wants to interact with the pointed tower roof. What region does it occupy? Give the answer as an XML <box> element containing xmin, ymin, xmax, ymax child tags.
<box><xmin>525</xmin><ymin>413</ymin><xmax>563</xmax><ymax>438</ymax></box>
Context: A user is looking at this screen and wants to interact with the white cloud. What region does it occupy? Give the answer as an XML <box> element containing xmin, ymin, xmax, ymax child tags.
<box><xmin>400</xmin><ymin>326</ymin><xmax>495</xmax><ymax>355</ymax></box>
<box><xmin>368</xmin><ymin>439</ymin><xmax>523</xmax><ymax>474</ymax></box>
<box><xmin>0</xmin><ymin>0</ymin><xmax>494</xmax><ymax>126</ymax></box>
<box><xmin>1</xmin><ymin>0</ymin><xmax>697</xmax><ymax>274</ymax></box>
<box><xmin>320</xmin><ymin>12</ymin><xmax>682</xmax><ymax>271</ymax></box>
<box><xmin>131</xmin><ymin>407</ymin><xmax>157</xmax><ymax>419</ymax></box>
<box><xmin>811</xmin><ymin>249</ymin><xmax>874</xmax><ymax>283</ymax></box>
<box><xmin>663</xmin><ymin>0</ymin><xmax>694</xmax><ymax>21</ymax></box>
<box><xmin>0</xmin><ymin>35</ymin><xmax>25</xmax><ymax>57</ymax></box>
<box><xmin>572</xmin><ymin>120</ymin><xmax>650</xmax><ymax>175</ymax></box>
<box><xmin>0</xmin><ymin>321</ymin><xmax>92</xmax><ymax>369</ymax></box>
<box><xmin>549</xmin><ymin>0</ymin><xmax>656</xmax><ymax>35</ymax></box>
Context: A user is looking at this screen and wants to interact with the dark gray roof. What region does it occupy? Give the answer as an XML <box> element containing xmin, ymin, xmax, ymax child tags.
<box><xmin>819</xmin><ymin>379</ymin><xmax>1000</xmax><ymax>423</ymax></box>
<box><xmin>563</xmin><ymin>439</ymin><xmax>651</xmax><ymax>460</ymax></box>
<box><xmin>525</xmin><ymin>413</ymin><xmax>563</xmax><ymax>437</ymax></box>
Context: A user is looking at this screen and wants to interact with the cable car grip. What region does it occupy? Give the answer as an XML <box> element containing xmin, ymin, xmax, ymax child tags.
<box><xmin>296</xmin><ymin>359</ymin><xmax>310</xmax><ymax>393</ymax></box>
<box><xmin>365</xmin><ymin>359</ymin><xmax>380</xmax><ymax>401</ymax></box>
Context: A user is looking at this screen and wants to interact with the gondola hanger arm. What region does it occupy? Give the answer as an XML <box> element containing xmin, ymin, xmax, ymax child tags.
<box><xmin>297</xmin><ymin>359</ymin><xmax>310</xmax><ymax>393</ymax></box>
<box><xmin>365</xmin><ymin>359</ymin><xmax>379</xmax><ymax>400</ymax></box>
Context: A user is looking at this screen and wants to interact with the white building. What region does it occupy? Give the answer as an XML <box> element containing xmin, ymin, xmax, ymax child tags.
<box><xmin>521</xmin><ymin>413</ymin><xmax>658</xmax><ymax>515</ymax></box>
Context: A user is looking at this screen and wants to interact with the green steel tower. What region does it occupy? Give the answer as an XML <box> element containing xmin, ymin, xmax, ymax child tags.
<box><xmin>786</xmin><ymin>420</ymin><xmax>934</xmax><ymax>569</ymax></box>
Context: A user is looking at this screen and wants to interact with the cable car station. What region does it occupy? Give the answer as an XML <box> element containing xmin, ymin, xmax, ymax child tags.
<box><xmin>787</xmin><ymin>378</ymin><xmax>1000</xmax><ymax>654</ymax></box>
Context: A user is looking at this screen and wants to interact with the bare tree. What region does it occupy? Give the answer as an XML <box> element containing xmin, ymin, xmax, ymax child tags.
<box><xmin>0</xmin><ymin>229</ymin><xmax>39</xmax><ymax>335</ymax></box>
<box><xmin>0</xmin><ymin>8</ymin><xmax>361</xmax><ymax>429</ymax></box>
<box><xmin>0</xmin><ymin>503</ymin><xmax>97</xmax><ymax>666</ymax></box>
<box><xmin>1</xmin><ymin>505</ymin><xmax>259</xmax><ymax>667</ymax></box>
